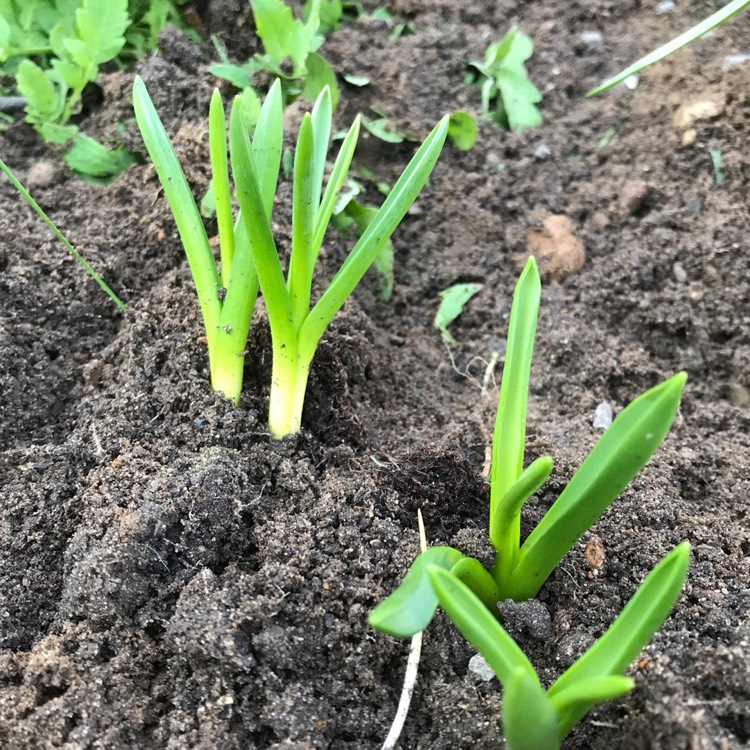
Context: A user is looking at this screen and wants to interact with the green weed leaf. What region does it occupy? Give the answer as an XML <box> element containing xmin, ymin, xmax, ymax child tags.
<box><xmin>469</xmin><ymin>27</ymin><xmax>542</xmax><ymax>132</ymax></box>
<box><xmin>434</xmin><ymin>282</ymin><xmax>482</xmax><ymax>344</ymax></box>
<box><xmin>64</xmin><ymin>0</ymin><xmax>129</xmax><ymax>68</ymax></box>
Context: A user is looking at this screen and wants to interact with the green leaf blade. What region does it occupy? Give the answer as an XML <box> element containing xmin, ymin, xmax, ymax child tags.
<box><xmin>490</xmin><ymin>256</ymin><xmax>541</xmax><ymax>584</ymax></box>
<box><xmin>368</xmin><ymin>546</ymin><xmax>465</xmax><ymax>638</ymax></box>
<box><xmin>132</xmin><ymin>76</ymin><xmax>221</xmax><ymax>339</ymax></box>
<box><xmin>425</xmin><ymin>566</ymin><xmax>536</xmax><ymax>684</ymax></box>
<box><xmin>507</xmin><ymin>373</ymin><xmax>687</xmax><ymax>600</ymax></box>
<box><xmin>588</xmin><ymin>0</ymin><xmax>750</xmax><ymax>96</ymax></box>
<box><xmin>549</xmin><ymin>543</ymin><xmax>690</xmax><ymax>735</ymax></box>
<box><xmin>502</xmin><ymin>668</ymin><xmax>560</xmax><ymax>750</ymax></box>
<box><xmin>301</xmin><ymin>115</ymin><xmax>448</xmax><ymax>358</ymax></box>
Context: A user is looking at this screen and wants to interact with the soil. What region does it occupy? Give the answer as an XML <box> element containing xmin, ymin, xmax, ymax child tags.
<box><xmin>1</xmin><ymin>1</ymin><xmax>749</xmax><ymax>748</ymax></box>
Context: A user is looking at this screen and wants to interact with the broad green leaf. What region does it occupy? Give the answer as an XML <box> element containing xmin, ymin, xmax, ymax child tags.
<box><xmin>132</xmin><ymin>76</ymin><xmax>221</xmax><ymax>341</ymax></box>
<box><xmin>588</xmin><ymin>0</ymin><xmax>750</xmax><ymax>96</ymax></box>
<box><xmin>17</xmin><ymin>59</ymin><xmax>64</xmax><ymax>126</ymax></box>
<box><xmin>63</xmin><ymin>133</ymin><xmax>135</xmax><ymax>181</ymax></box>
<box><xmin>302</xmin><ymin>51</ymin><xmax>339</xmax><ymax>108</ymax></box>
<box><xmin>362</xmin><ymin>115</ymin><xmax>404</xmax><ymax>143</ymax></box>
<box><xmin>447</xmin><ymin>110</ymin><xmax>478</xmax><ymax>151</ymax></box>
<box><xmin>425</xmin><ymin>565</ymin><xmax>535</xmax><ymax>684</ymax></box>
<box><xmin>469</xmin><ymin>27</ymin><xmax>543</xmax><ymax>132</ymax></box>
<box><xmin>506</xmin><ymin>373</ymin><xmax>687</xmax><ymax>600</ymax></box>
<box><xmin>65</xmin><ymin>0</ymin><xmax>128</xmax><ymax>67</ymax></box>
<box><xmin>502</xmin><ymin>668</ymin><xmax>560</xmax><ymax>750</ymax></box>
<box><xmin>549</xmin><ymin>543</ymin><xmax>690</xmax><ymax>735</ymax></box>
<box><xmin>301</xmin><ymin>115</ymin><xmax>448</xmax><ymax>356</ymax></box>
<box><xmin>490</xmin><ymin>257</ymin><xmax>540</xmax><ymax>581</ymax></box>
<box><xmin>50</xmin><ymin>57</ymin><xmax>86</xmax><ymax>89</ymax></box>
<box><xmin>209</xmin><ymin>62</ymin><xmax>254</xmax><ymax>90</ymax></box>
<box><xmin>434</xmin><ymin>282</ymin><xmax>482</xmax><ymax>344</ymax></box>
<box><xmin>251</xmin><ymin>0</ymin><xmax>311</xmax><ymax>69</ymax></box>
<box><xmin>368</xmin><ymin>546</ymin><xmax>464</xmax><ymax>637</ymax></box>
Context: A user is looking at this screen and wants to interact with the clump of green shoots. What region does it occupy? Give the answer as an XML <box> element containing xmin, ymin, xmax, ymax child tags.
<box><xmin>134</xmin><ymin>77</ymin><xmax>448</xmax><ymax>438</ymax></box>
<box><xmin>370</xmin><ymin>258</ymin><xmax>690</xmax><ymax>746</ymax></box>
<box><xmin>370</xmin><ymin>257</ymin><xmax>686</xmax><ymax>618</ymax></box>
<box><xmin>426</xmin><ymin>542</ymin><xmax>689</xmax><ymax>749</ymax></box>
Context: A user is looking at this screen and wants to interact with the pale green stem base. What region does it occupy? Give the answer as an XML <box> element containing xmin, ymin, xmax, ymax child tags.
<box><xmin>268</xmin><ymin>347</ymin><xmax>311</xmax><ymax>439</ymax></box>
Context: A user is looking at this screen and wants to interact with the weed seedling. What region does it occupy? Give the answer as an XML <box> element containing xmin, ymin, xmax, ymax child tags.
<box><xmin>134</xmin><ymin>78</ymin><xmax>448</xmax><ymax>437</ymax></box>
<box><xmin>467</xmin><ymin>27</ymin><xmax>542</xmax><ymax>132</ymax></box>
<box><xmin>371</xmin><ymin>257</ymin><xmax>686</xmax><ymax>630</ymax></box>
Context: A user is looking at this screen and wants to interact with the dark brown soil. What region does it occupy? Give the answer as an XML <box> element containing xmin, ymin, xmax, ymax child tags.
<box><xmin>1</xmin><ymin>1</ymin><xmax>749</xmax><ymax>748</ymax></box>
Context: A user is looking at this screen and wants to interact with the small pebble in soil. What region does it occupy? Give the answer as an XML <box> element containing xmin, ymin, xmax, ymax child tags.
<box><xmin>468</xmin><ymin>653</ymin><xmax>495</xmax><ymax>682</ymax></box>
<box><xmin>618</xmin><ymin>179</ymin><xmax>650</xmax><ymax>216</ymax></box>
<box><xmin>722</xmin><ymin>52</ymin><xmax>750</xmax><ymax>69</ymax></box>
<box><xmin>673</xmin><ymin>262</ymin><xmax>688</xmax><ymax>283</ymax></box>
<box><xmin>593</xmin><ymin>402</ymin><xmax>613</xmax><ymax>430</ymax></box>
<box><xmin>579</xmin><ymin>30</ymin><xmax>603</xmax><ymax>46</ymax></box>
<box><xmin>496</xmin><ymin>598</ymin><xmax>552</xmax><ymax>643</ymax></box>
<box><xmin>26</xmin><ymin>160</ymin><xmax>63</xmax><ymax>189</ymax></box>
<box><xmin>657</xmin><ymin>0</ymin><xmax>676</xmax><ymax>12</ymax></box>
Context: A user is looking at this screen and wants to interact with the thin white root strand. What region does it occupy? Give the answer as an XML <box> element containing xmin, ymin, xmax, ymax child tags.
<box><xmin>380</xmin><ymin>511</ymin><xmax>428</xmax><ymax>750</ymax></box>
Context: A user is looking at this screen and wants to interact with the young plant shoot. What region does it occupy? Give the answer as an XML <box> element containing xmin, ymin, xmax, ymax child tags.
<box><xmin>427</xmin><ymin>542</ymin><xmax>690</xmax><ymax>749</ymax></box>
<box><xmin>134</xmin><ymin>76</ymin><xmax>260</xmax><ymax>406</ymax></box>
<box><xmin>134</xmin><ymin>78</ymin><xmax>448</xmax><ymax>436</ymax></box>
<box><xmin>370</xmin><ymin>257</ymin><xmax>687</xmax><ymax>628</ymax></box>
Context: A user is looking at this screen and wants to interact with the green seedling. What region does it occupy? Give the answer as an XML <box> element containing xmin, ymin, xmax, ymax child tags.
<box><xmin>0</xmin><ymin>0</ymin><xmax>187</xmax><ymax>176</ymax></box>
<box><xmin>434</xmin><ymin>282</ymin><xmax>482</xmax><ymax>344</ymax></box>
<box><xmin>423</xmin><ymin>543</ymin><xmax>689</xmax><ymax>749</ymax></box>
<box><xmin>0</xmin><ymin>156</ymin><xmax>125</xmax><ymax>310</ymax></box>
<box><xmin>371</xmin><ymin>258</ymin><xmax>686</xmax><ymax>634</ymax></box>
<box><xmin>447</xmin><ymin>111</ymin><xmax>478</xmax><ymax>151</ymax></box>
<box><xmin>210</xmin><ymin>0</ymin><xmax>339</xmax><ymax>110</ymax></box>
<box><xmin>588</xmin><ymin>0</ymin><xmax>750</xmax><ymax>95</ymax></box>
<box><xmin>134</xmin><ymin>77</ymin><xmax>448</xmax><ymax>437</ymax></box>
<box><xmin>467</xmin><ymin>27</ymin><xmax>542</xmax><ymax>132</ymax></box>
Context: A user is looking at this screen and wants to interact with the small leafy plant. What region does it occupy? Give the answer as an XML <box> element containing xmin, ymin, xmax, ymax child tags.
<box><xmin>424</xmin><ymin>542</ymin><xmax>689</xmax><ymax>749</ymax></box>
<box><xmin>370</xmin><ymin>257</ymin><xmax>686</xmax><ymax>624</ymax></box>
<box><xmin>134</xmin><ymin>77</ymin><xmax>447</xmax><ymax>438</ymax></box>
<box><xmin>467</xmin><ymin>27</ymin><xmax>542</xmax><ymax>132</ymax></box>
<box><xmin>0</xmin><ymin>0</ymin><xmax>188</xmax><ymax>178</ymax></box>
<box><xmin>588</xmin><ymin>0</ymin><xmax>750</xmax><ymax>95</ymax></box>
<box><xmin>210</xmin><ymin>0</ymin><xmax>339</xmax><ymax>115</ymax></box>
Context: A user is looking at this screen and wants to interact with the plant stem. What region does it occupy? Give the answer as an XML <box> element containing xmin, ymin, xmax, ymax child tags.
<box><xmin>268</xmin><ymin>343</ymin><xmax>311</xmax><ymax>438</ymax></box>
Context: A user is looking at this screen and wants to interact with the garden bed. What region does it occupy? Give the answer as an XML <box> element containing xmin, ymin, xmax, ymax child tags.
<box><xmin>1</xmin><ymin>0</ymin><xmax>748</xmax><ymax>747</ymax></box>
